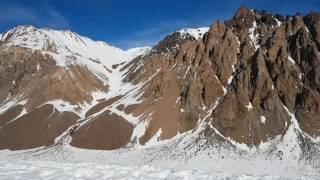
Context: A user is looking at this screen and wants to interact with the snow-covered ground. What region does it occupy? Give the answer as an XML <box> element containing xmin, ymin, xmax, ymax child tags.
<box><xmin>0</xmin><ymin>160</ymin><xmax>292</xmax><ymax>180</ymax></box>
<box><xmin>0</xmin><ymin>154</ymin><xmax>318</xmax><ymax>180</ymax></box>
<box><xmin>0</xmin><ymin>136</ymin><xmax>319</xmax><ymax>180</ymax></box>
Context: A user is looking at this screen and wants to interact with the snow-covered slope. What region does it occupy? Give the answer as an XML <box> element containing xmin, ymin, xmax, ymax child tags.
<box><xmin>0</xmin><ymin>26</ymin><xmax>130</xmax><ymax>67</ymax></box>
<box><xmin>0</xmin><ymin>25</ymin><xmax>152</xmax><ymax>87</ymax></box>
<box><xmin>126</xmin><ymin>46</ymin><xmax>151</xmax><ymax>59</ymax></box>
<box><xmin>178</xmin><ymin>27</ymin><xmax>209</xmax><ymax>39</ymax></box>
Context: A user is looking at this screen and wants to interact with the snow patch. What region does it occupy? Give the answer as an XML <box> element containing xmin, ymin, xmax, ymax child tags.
<box><xmin>131</xmin><ymin>121</ymin><xmax>149</xmax><ymax>144</ymax></box>
<box><xmin>222</xmin><ymin>86</ymin><xmax>227</xmax><ymax>95</ymax></box>
<box><xmin>174</xmin><ymin>97</ymin><xmax>180</xmax><ymax>107</ymax></box>
<box><xmin>234</xmin><ymin>34</ymin><xmax>241</xmax><ymax>53</ymax></box>
<box><xmin>288</xmin><ymin>56</ymin><xmax>296</xmax><ymax>64</ymax></box>
<box><xmin>183</xmin><ymin>65</ymin><xmax>191</xmax><ymax>79</ymax></box>
<box><xmin>275</xmin><ymin>18</ymin><xmax>282</xmax><ymax>27</ymax></box>
<box><xmin>227</xmin><ymin>76</ymin><xmax>233</xmax><ymax>85</ymax></box>
<box><xmin>246</xmin><ymin>102</ymin><xmax>253</xmax><ymax>111</ymax></box>
<box><xmin>7</xmin><ymin>108</ymin><xmax>27</xmax><ymax>124</ymax></box>
<box><xmin>276</xmin><ymin>105</ymin><xmax>303</xmax><ymax>161</ymax></box>
<box><xmin>260</xmin><ymin>116</ymin><xmax>266</xmax><ymax>124</ymax></box>
<box><xmin>178</xmin><ymin>27</ymin><xmax>209</xmax><ymax>39</ymax></box>
<box><xmin>0</xmin><ymin>94</ymin><xmax>28</xmax><ymax>114</ymax></box>
<box><xmin>145</xmin><ymin>128</ymin><xmax>162</xmax><ymax>147</ymax></box>
<box><xmin>305</xmin><ymin>26</ymin><xmax>310</xmax><ymax>33</ymax></box>
<box><xmin>45</xmin><ymin>100</ymin><xmax>80</xmax><ymax>116</ymax></box>
<box><xmin>248</xmin><ymin>21</ymin><xmax>260</xmax><ymax>51</ymax></box>
<box><xmin>36</xmin><ymin>62</ymin><xmax>41</xmax><ymax>71</ymax></box>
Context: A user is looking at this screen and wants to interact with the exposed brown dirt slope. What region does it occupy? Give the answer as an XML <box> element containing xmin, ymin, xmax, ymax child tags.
<box><xmin>71</xmin><ymin>110</ymin><xmax>133</xmax><ymax>150</ymax></box>
<box><xmin>0</xmin><ymin>104</ymin><xmax>78</xmax><ymax>150</ymax></box>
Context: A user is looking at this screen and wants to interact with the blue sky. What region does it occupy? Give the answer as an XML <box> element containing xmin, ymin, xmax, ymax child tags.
<box><xmin>0</xmin><ymin>0</ymin><xmax>319</xmax><ymax>49</ymax></box>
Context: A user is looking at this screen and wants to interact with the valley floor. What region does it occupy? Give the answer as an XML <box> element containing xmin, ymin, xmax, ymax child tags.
<box><xmin>0</xmin><ymin>144</ymin><xmax>319</xmax><ymax>180</ymax></box>
<box><xmin>0</xmin><ymin>160</ymin><xmax>286</xmax><ymax>180</ymax></box>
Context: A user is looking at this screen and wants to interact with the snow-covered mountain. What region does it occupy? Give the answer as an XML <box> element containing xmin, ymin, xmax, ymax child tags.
<box><xmin>1</xmin><ymin>7</ymin><xmax>320</xmax><ymax>179</ymax></box>
<box><xmin>0</xmin><ymin>25</ymin><xmax>150</xmax><ymax>78</ymax></box>
<box><xmin>0</xmin><ymin>25</ymin><xmax>154</xmax><ymax>150</ymax></box>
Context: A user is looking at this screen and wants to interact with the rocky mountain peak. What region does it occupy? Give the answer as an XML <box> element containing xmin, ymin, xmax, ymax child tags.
<box><xmin>150</xmin><ymin>27</ymin><xmax>209</xmax><ymax>56</ymax></box>
<box><xmin>233</xmin><ymin>6</ymin><xmax>255</xmax><ymax>23</ymax></box>
<box><xmin>121</xmin><ymin>7</ymin><xmax>320</xmax><ymax>149</ymax></box>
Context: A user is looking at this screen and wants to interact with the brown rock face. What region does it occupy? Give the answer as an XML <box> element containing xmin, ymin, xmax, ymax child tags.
<box><xmin>71</xmin><ymin>110</ymin><xmax>133</xmax><ymax>150</ymax></box>
<box><xmin>0</xmin><ymin>46</ymin><xmax>55</xmax><ymax>103</ymax></box>
<box><xmin>0</xmin><ymin>34</ymin><xmax>109</xmax><ymax>150</ymax></box>
<box><xmin>123</xmin><ymin>7</ymin><xmax>320</xmax><ymax>146</ymax></box>
<box><xmin>207</xmin><ymin>9</ymin><xmax>320</xmax><ymax>143</ymax></box>
<box><xmin>0</xmin><ymin>104</ymin><xmax>78</xmax><ymax>150</ymax></box>
<box><xmin>0</xmin><ymin>105</ymin><xmax>23</xmax><ymax>127</ymax></box>
<box><xmin>0</xmin><ymin>46</ymin><xmax>108</xmax><ymax>111</ymax></box>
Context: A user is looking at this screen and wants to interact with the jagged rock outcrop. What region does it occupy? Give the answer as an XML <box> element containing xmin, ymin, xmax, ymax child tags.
<box><xmin>123</xmin><ymin>7</ymin><xmax>320</xmax><ymax>146</ymax></box>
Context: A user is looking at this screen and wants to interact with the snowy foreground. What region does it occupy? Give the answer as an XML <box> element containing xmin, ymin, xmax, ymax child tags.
<box><xmin>0</xmin><ymin>145</ymin><xmax>319</xmax><ymax>180</ymax></box>
<box><xmin>0</xmin><ymin>160</ymin><xmax>286</xmax><ymax>180</ymax></box>
<box><xmin>0</xmin><ymin>160</ymin><xmax>317</xmax><ymax>180</ymax></box>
